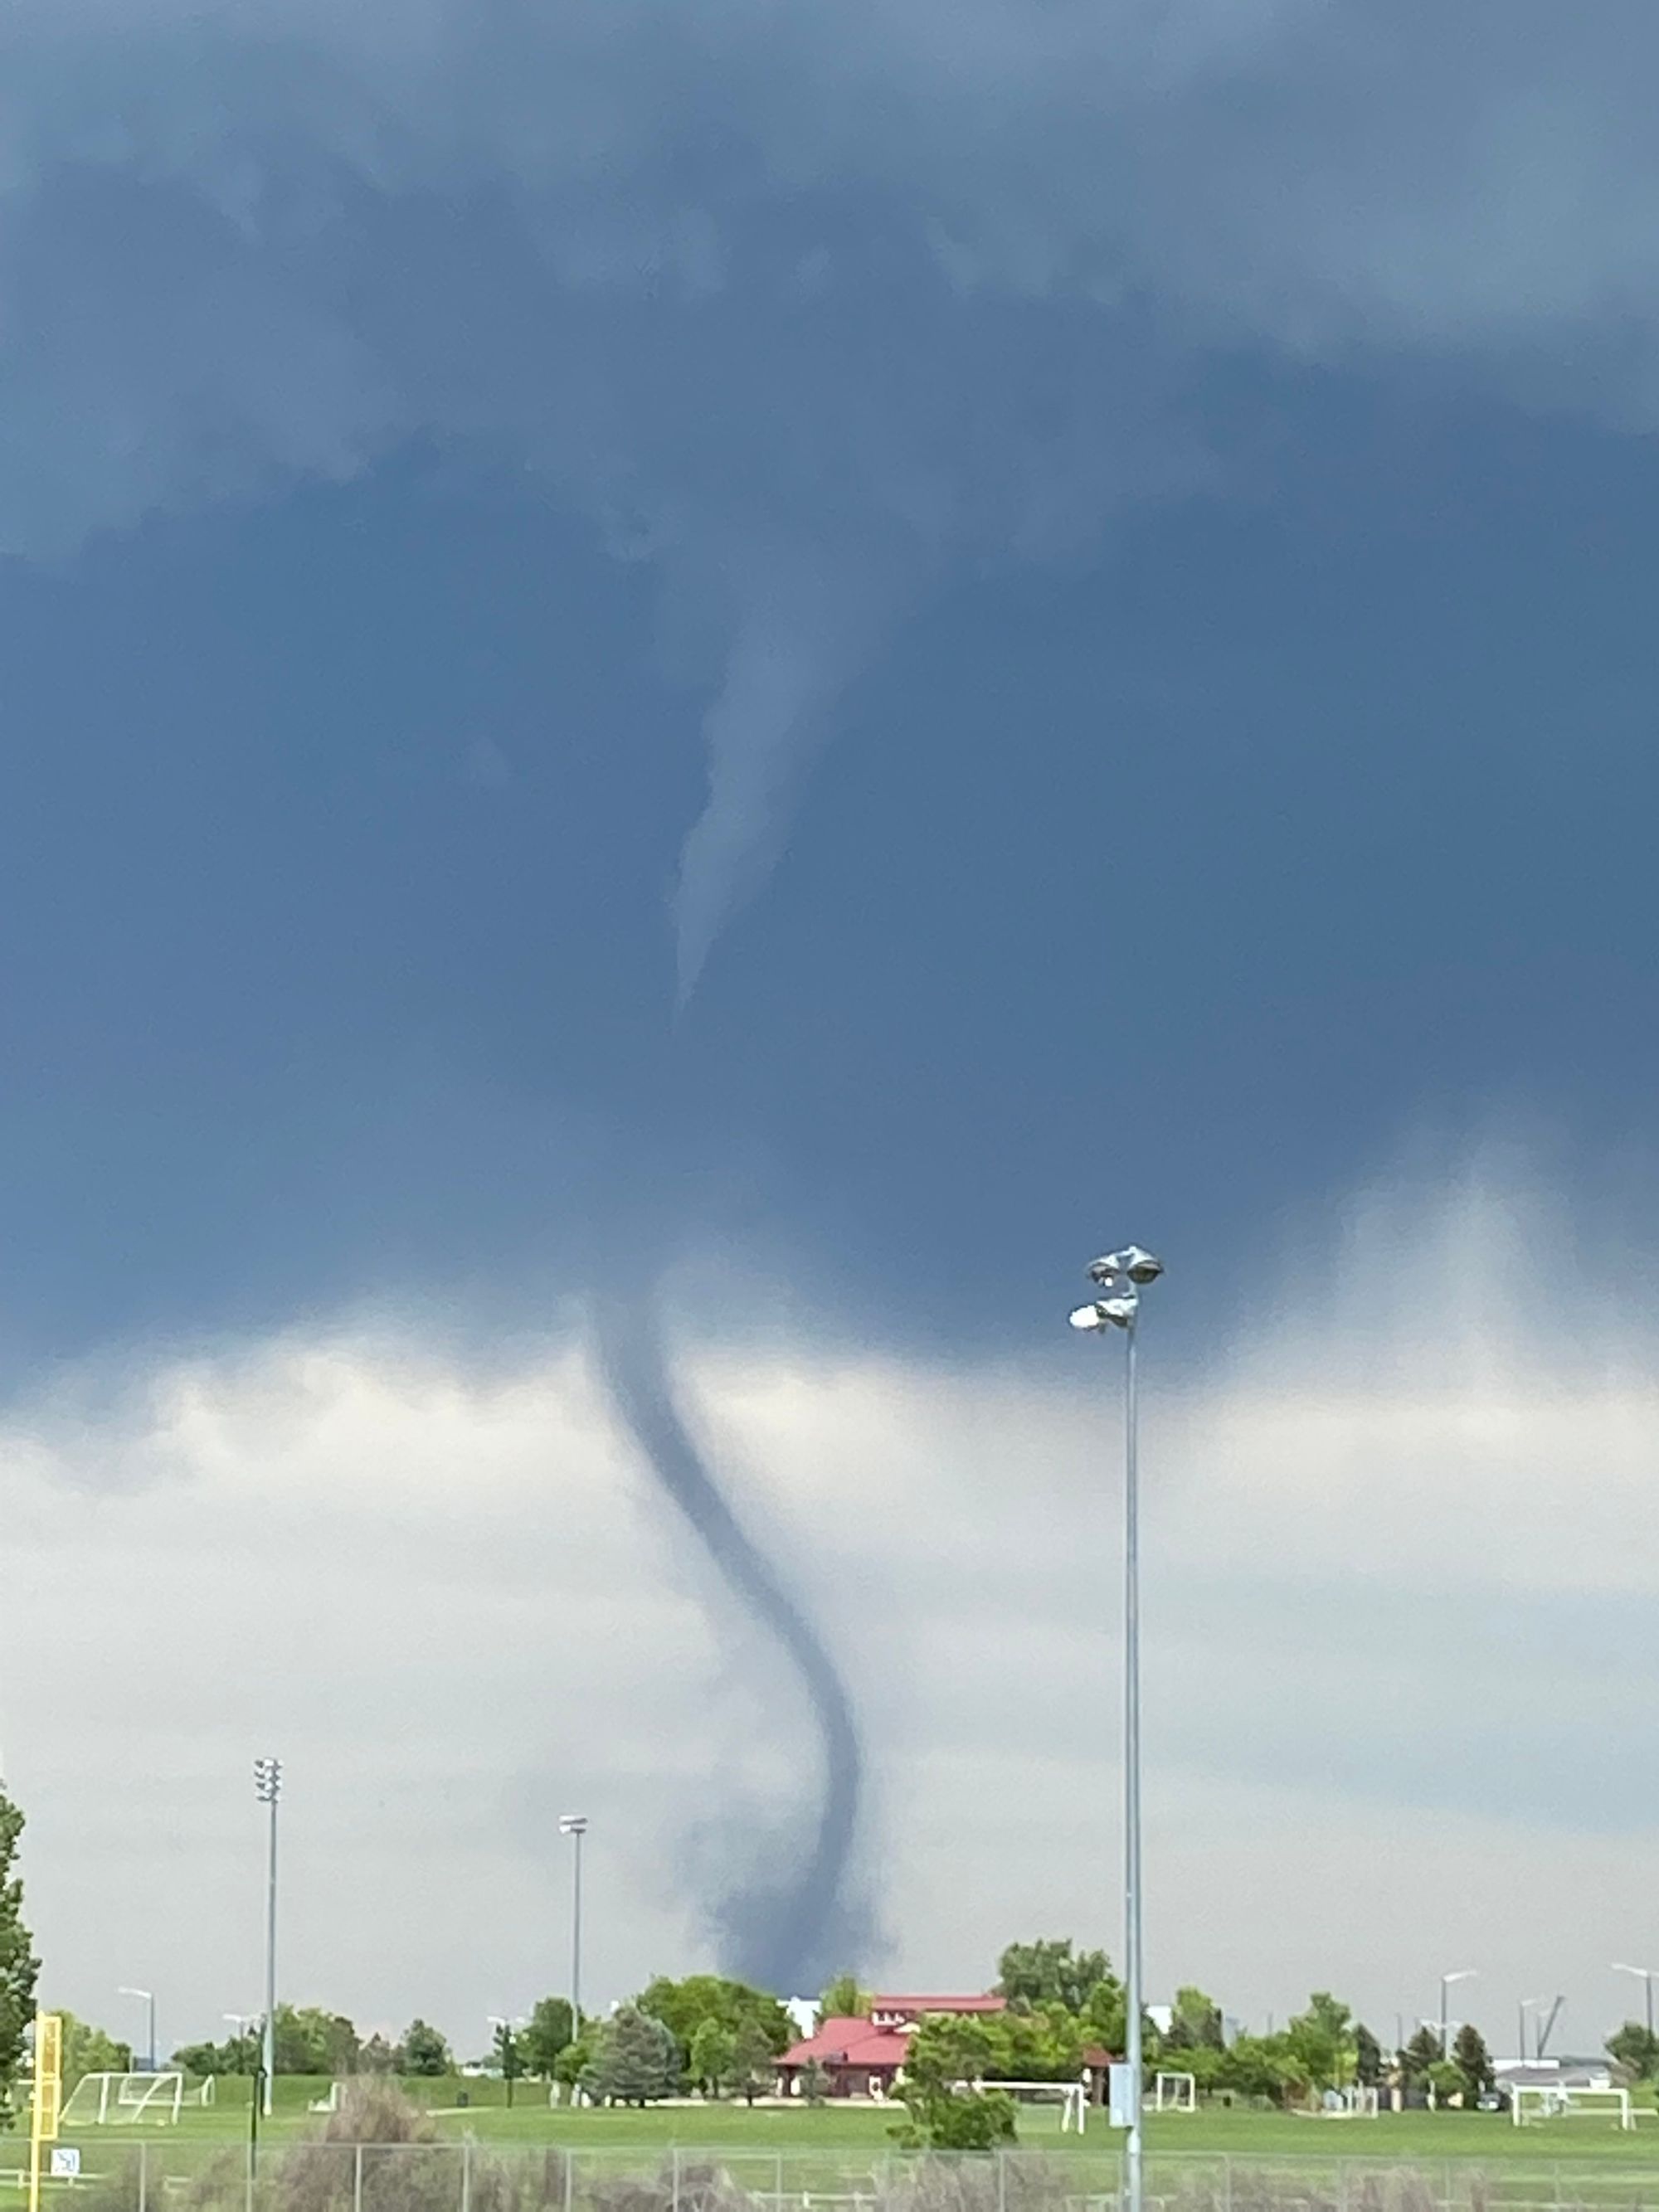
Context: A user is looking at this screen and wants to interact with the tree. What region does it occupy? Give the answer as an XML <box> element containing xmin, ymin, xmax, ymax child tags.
<box><xmin>1284</xmin><ymin>1993</ymin><xmax>1355</xmax><ymax>2093</ymax></box>
<box><xmin>491</xmin><ymin>2021</ymin><xmax>524</xmax><ymax>2107</ymax></box>
<box><xmin>59</xmin><ymin>2014</ymin><xmax>134</xmax><ymax>2087</ymax></box>
<box><xmin>1427</xmin><ymin>2059</ymin><xmax>1466</xmax><ymax>2107</ymax></box>
<box><xmin>1401</xmin><ymin>2027</ymin><xmax>1442</xmax><ymax>2091</ymax></box>
<box><xmin>688</xmin><ymin>2020</ymin><xmax>736</xmax><ymax>2099</ymax></box>
<box><xmin>1165</xmin><ymin>1988</ymin><xmax>1224</xmax><ymax>2054</ymax></box>
<box><xmin>996</xmin><ymin>1939</ymin><xmax>1115</xmax><ymax>2015</ymax></box>
<box><xmin>1608</xmin><ymin>2022</ymin><xmax>1659</xmax><ymax>2081</ymax></box>
<box><xmin>1452</xmin><ymin>2023</ymin><xmax>1493</xmax><ymax>2105</ymax></box>
<box><xmin>584</xmin><ymin>2007</ymin><xmax>679</xmax><ymax>2107</ymax></box>
<box><xmin>1354</xmin><ymin>2025</ymin><xmax>1383</xmax><ymax>2089</ymax></box>
<box><xmin>817</xmin><ymin>1976</ymin><xmax>873</xmax><ymax>2025</ymax></box>
<box><xmin>272</xmin><ymin>2005</ymin><xmax>360</xmax><ymax>2076</ymax></box>
<box><xmin>731</xmin><ymin>2020</ymin><xmax>779</xmax><ymax>2106</ymax></box>
<box><xmin>0</xmin><ymin>1787</ymin><xmax>39</xmax><ymax>2127</ymax></box>
<box><xmin>635</xmin><ymin>1976</ymin><xmax>791</xmax><ymax>2069</ymax></box>
<box><xmin>898</xmin><ymin>2015</ymin><xmax>1016</xmax><ymax>2150</ymax></box>
<box><xmin>987</xmin><ymin>2006</ymin><xmax>1084</xmax><ymax>2083</ymax></box>
<box><xmin>553</xmin><ymin>2039</ymin><xmax>591</xmax><ymax>2103</ymax></box>
<box><xmin>1216</xmin><ymin>2034</ymin><xmax>1299</xmax><ymax>2107</ymax></box>
<box><xmin>399</xmin><ymin>2020</ymin><xmax>451</xmax><ymax>2078</ymax></box>
<box><xmin>523</xmin><ymin>1998</ymin><xmax>576</xmax><ymax>2082</ymax></box>
<box><xmin>359</xmin><ymin>2035</ymin><xmax>398</xmax><ymax>2076</ymax></box>
<box><xmin>800</xmin><ymin>2058</ymin><xmax>830</xmax><ymax>2106</ymax></box>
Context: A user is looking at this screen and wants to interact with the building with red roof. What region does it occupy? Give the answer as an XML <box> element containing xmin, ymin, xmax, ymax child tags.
<box><xmin>776</xmin><ymin>1995</ymin><xmax>1009</xmax><ymax>2100</ymax></box>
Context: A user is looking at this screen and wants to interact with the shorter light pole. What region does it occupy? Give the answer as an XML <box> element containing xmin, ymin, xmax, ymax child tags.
<box><xmin>118</xmin><ymin>1988</ymin><xmax>157</xmax><ymax>2074</ymax></box>
<box><xmin>558</xmin><ymin>1816</ymin><xmax>588</xmax><ymax>2030</ymax></box>
<box><xmin>253</xmin><ymin>1757</ymin><xmax>282</xmax><ymax>2121</ymax></box>
<box><xmin>1438</xmin><ymin>1971</ymin><xmax>1477</xmax><ymax>2057</ymax></box>
<box><xmin>1613</xmin><ymin>1964</ymin><xmax>1657</xmax><ymax>2041</ymax></box>
<box><xmin>488</xmin><ymin>2016</ymin><xmax>526</xmax><ymax>2108</ymax></box>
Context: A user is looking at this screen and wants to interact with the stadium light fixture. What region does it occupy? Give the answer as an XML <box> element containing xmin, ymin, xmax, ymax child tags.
<box><xmin>1069</xmin><ymin>1245</ymin><xmax>1163</xmax><ymax>2212</ymax></box>
<box><xmin>1613</xmin><ymin>1964</ymin><xmax>1657</xmax><ymax>2039</ymax></box>
<box><xmin>118</xmin><ymin>1987</ymin><xmax>157</xmax><ymax>2074</ymax></box>
<box><xmin>1438</xmin><ymin>1969</ymin><xmax>1477</xmax><ymax>2055</ymax></box>
<box><xmin>253</xmin><ymin>1758</ymin><xmax>282</xmax><ymax>2119</ymax></box>
<box><xmin>558</xmin><ymin>1815</ymin><xmax>589</xmax><ymax>2031</ymax></box>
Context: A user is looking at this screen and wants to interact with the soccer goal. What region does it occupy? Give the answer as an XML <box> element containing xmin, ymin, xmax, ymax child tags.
<box><xmin>1151</xmin><ymin>2072</ymin><xmax>1196</xmax><ymax>2114</ymax></box>
<box><xmin>1512</xmin><ymin>2085</ymin><xmax>1633</xmax><ymax>2132</ymax></box>
<box><xmin>60</xmin><ymin>2073</ymin><xmax>185</xmax><ymax>2127</ymax></box>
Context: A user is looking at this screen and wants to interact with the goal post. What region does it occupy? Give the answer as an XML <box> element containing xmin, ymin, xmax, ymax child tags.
<box><xmin>1512</xmin><ymin>2084</ymin><xmax>1633</xmax><ymax>2132</ymax></box>
<box><xmin>60</xmin><ymin>2073</ymin><xmax>184</xmax><ymax>2127</ymax></box>
<box><xmin>1151</xmin><ymin>2072</ymin><xmax>1197</xmax><ymax>2114</ymax></box>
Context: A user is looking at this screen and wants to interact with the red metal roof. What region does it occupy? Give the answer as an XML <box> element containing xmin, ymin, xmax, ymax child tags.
<box><xmin>779</xmin><ymin>2018</ymin><xmax>912</xmax><ymax>2070</ymax></box>
<box><xmin>870</xmin><ymin>1995</ymin><xmax>1006</xmax><ymax>2015</ymax></box>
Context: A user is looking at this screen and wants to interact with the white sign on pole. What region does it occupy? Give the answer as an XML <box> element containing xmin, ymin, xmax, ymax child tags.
<box><xmin>49</xmin><ymin>2149</ymin><xmax>80</xmax><ymax>2180</ymax></box>
<box><xmin>1107</xmin><ymin>2064</ymin><xmax>1136</xmax><ymax>2129</ymax></box>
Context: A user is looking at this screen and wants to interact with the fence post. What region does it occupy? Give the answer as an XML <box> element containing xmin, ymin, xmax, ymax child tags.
<box><xmin>138</xmin><ymin>2142</ymin><xmax>148</xmax><ymax>2212</ymax></box>
<box><xmin>245</xmin><ymin>2139</ymin><xmax>255</xmax><ymax>2212</ymax></box>
<box><xmin>461</xmin><ymin>2137</ymin><xmax>472</xmax><ymax>2212</ymax></box>
<box><xmin>1223</xmin><ymin>2156</ymin><xmax>1232</xmax><ymax>2212</ymax></box>
<box><xmin>776</xmin><ymin>2151</ymin><xmax>783</xmax><ymax>2212</ymax></box>
<box><xmin>997</xmin><ymin>2149</ymin><xmax>1007</xmax><ymax>2212</ymax></box>
<box><xmin>563</xmin><ymin>2149</ymin><xmax>575</xmax><ymax>2212</ymax></box>
<box><xmin>353</xmin><ymin>2143</ymin><xmax>363</xmax><ymax>2212</ymax></box>
<box><xmin>672</xmin><ymin>2147</ymin><xmax>682</xmax><ymax>2212</ymax></box>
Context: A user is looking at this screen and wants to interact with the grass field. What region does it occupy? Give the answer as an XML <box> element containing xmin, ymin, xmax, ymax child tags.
<box><xmin>5</xmin><ymin>2082</ymin><xmax>1659</xmax><ymax>2161</ymax></box>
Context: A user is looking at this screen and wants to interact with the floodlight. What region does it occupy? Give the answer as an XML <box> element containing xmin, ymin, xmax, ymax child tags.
<box><xmin>253</xmin><ymin>1757</ymin><xmax>281</xmax><ymax>1804</ymax></box>
<box><xmin>1089</xmin><ymin>1246</ymin><xmax>1164</xmax><ymax>1287</ymax></box>
<box><xmin>1098</xmin><ymin>1295</ymin><xmax>1138</xmax><ymax>1330</ymax></box>
<box><xmin>1070</xmin><ymin>1304</ymin><xmax>1107</xmax><ymax>1331</ymax></box>
<box><xmin>558</xmin><ymin>1813</ymin><xmax>588</xmax><ymax>1836</ymax></box>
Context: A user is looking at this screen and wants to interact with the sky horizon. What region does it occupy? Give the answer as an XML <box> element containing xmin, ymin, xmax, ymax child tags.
<box><xmin>3</xmin><ymin>0</ymin><xmax>1659</xmax><ymax>2068</ymax></box>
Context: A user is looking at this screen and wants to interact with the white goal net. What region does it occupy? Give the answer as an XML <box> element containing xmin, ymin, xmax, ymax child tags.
<box><xmin>1151</xmin><ymin>2072</ymin><xmax>1197</xmax><ymax>2114</ymax></box>
<box><xmin>60</xmin><ymin>2073</ymin><xmax>185</xmax><ymax>2127</ymax></box>
<box><xmin>1512</xmin><ymin>2085</ymin><xmax>1633</xmax><ymax>2132</ymax></box>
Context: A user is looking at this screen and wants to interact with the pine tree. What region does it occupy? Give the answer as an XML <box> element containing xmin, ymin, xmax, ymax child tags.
<box><xmin>584</xmin><ymin>2007</ymin><xmax>678</xmax><ymax>2107</ymax></box>
<box><xmin>1452</xmin><ymin>2022</ymin><xmax>1493</xmax><ymax>2104</ymax></box>
<box><xmin>0</xmin><ymin>1784</ymin><xmax>41</xmax><ymax>2127</ymax></box>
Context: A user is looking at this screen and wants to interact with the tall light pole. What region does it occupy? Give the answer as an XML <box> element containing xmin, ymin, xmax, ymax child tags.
<box><xmin>253</xmin><ymin>1757</ymin><xmax>282</xmax><ymax>2120</ymax></box>
<box><xmin>1439</xmin><ymin>1969</ymin><xmax>1476</xmax><ymax>2057</ymax></box>
<box><xmin>118</xmin><ymin>1988</ymin><xmax>156</xmax><ymax>2074</ymax></box>
<box><xmin>1613</xmin><ymin>1964</ymin><xmax>1657</xmax><ymax>2039</ymax></box>
<box><xmin>558</xmin><ymin>1815</ymin><xmax>588</xmax><ymax>2031</ymax></box>
<box><xmin>1071</xmin><ymin>1243</ymin><xmax>1164</xmax><ymax>2212</ymax></box>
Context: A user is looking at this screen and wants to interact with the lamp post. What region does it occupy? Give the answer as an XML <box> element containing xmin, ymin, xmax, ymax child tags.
<box><xmin>118</xmin><ymin>1988</ymin><xmax>156</xmax><ymax>2074</ymax></box>
<box><xmin>1070</xmin><ymin>1243</ymin><xmax>1164</xmax><ymax>2212</ymax></box>
<box><xmin>558</xmin><ymin>1816</ymin><xmax>588</xmax><ymax>2031</ymax></box>
<box><xmin>1438</xmin><ymin>1970</ymin><xmax>1477</xmax><ymax>2058</ymax></box>
<box><xmin>1613</xmin><ymin>1964</ymin><xmax>1657</xmax><ymax>2039</ymax></box>
<box><xmin>488</xmin><ymin>2016</ymin><xmax>526</xmax><ymax>2108</ymax></box>
<box><xmin>253</xmin><ymin>1757</ymin><xmax>282</xmax><ymax>2120</ymax></box>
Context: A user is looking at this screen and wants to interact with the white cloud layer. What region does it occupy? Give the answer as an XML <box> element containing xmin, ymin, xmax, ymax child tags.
<box><xmin>5</xmin><ymin>1159</ymin><xmax>1659</xmax><ymax>2056</ymax></box>
<box><xmin>6</xmin><ymin>2</ymin><xmax>1659</xmax><ymax>978</ymax></box>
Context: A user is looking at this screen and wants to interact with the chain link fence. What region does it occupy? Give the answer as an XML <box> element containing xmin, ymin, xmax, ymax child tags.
<box><xmin>12</xmin><ymin>2147</ymin><xmax>1659</xmax><ymax>2212</ymax></box>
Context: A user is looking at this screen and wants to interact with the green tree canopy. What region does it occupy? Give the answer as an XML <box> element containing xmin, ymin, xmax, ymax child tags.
<box><xmin>0</xmin><ymin>1787</ymin><xmax>40</xmax><ymax>2127</ymax></box>
<box><xmin>898</xmin><ymin>2014</ymin><xmax>1017</xmax><ymax>2150</ymax></box>
<box><xmin>1608</xmin><ymin>2022</ymin><xmax>1659</xmax><ymax>2081</ymax></box>
<box><xmin>59</xmin><ymin>2014</ymin><xmax>134</xmax><ymax>2088</ymax></box>
<box><xmin>1354</xmin><ymin>2025</ymin><xmax>1383</xmax><ymax>2088</ymax></box>
<box><xmin>635</xmin><ymin>1976</ymin><xmax>792</xmax><ymax>2062</ymax></box>
<box><xmin>583</xmin><ymin>2007</ymin><xmax>679</xmax><ymax>2107</ymax></box>
<box><xmin>1452</xmin><ymin>2023</ymin><xmax>1493</xmax><ymax>2103</ymax></box>
<box><xmin>995</xmin><ymin>1940</ymin><xmax>1115</xmax><ymax>2015</ymax></box>
<box><xmin>1165</xmin><ymin>1988</ymin><xmax>1224</xmax><ymax>2054</ymax></box>
<box><xmin>1401</xmin><ymin>2026</ymin><xmax>1442</xmax><ymax>2088</ymax></box>
<box><xmin>523</xmin><ymin>1997</ymin><xmax>576</xmax><ymax>2081</ymax></box>
<box><xmin>1284</xmin><ymin>1993</ymin><xmax>1355</xmax><ymax>2092</ymax></box>
<box><xmin>817</xmin><ymin>1976</ymin><xmax>872</xmax><ymax>2024</ymax></box>
<box><xmin>272</xmin><ymin>2005</ymin><xmax>361</xmax><ymax>2076</ymax></box>
<box><xmin>688</xmin><ymin>2020</ymin><xmax>736</xmax><ymax>2098</ymax></box>
<box><xmin>399</xmin><ymin>2020</ymin><xmax>452</xmax><ymax>2078</ymax></box>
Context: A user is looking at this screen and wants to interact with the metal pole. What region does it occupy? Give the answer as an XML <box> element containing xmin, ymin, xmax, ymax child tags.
<box><xmin>263</xmin><ymin>1791</ymin><xmax>278</xmax><ymax>2118</ymax></box>
<box><xmin>148</xmin><ymin>1993</ymin><xmax>158</xmax><ymax>2075</ymax></box>
<box><xmin>572</xmin><ymin>1828</ymin><xmax>584</xmax><ymax>2029</ymax></box>
<box><xmin>1438</xmin><ymin>1980</ymin><xmax>1448</xmax><ymax>2059</ymax></box>
<box><xmin>1517</xmin><ymin>2003</ymin><xmax>1525</xmax><ymax>2064</ymax></box>
<box><xmin>1647</xmin><ymin>1973</ymin><xmax>1654</xmax><ymax>2042</ymax></box>
<box><xmin>1123</xmin><ymin>1317</ymin><xmax>1144</xmax><ymax>2212</ymax></box>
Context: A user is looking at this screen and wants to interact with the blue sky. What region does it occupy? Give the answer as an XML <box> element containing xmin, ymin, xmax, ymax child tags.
<box><xmin>5</xmin><ymin>0</ymin><xmax>1659</xmax><ymax>2055</ymax></box>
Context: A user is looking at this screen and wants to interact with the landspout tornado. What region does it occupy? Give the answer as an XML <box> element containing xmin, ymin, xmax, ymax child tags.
<box><xmin>592</xmin><ymin>1296</ymin><xmax>864</xmax><ymax>1993</ymax></box>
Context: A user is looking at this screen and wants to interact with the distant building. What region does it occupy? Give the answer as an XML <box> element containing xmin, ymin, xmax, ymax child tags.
<box><xmin>777</xmin><ymin>1995</ymin><xmax>1009</xmax><ymax>2101</ymax></box>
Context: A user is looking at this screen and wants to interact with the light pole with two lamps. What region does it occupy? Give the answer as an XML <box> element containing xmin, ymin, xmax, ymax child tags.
<box><xmin>1613</xmin><ymin>1964</ymin><xmax>1657</xmax><ymax>2042</ymax></box>
<box><xmin>1070</xmin><ymin>1244</ymin><xmax>1164</xmax><ymax>2212</ymax></box>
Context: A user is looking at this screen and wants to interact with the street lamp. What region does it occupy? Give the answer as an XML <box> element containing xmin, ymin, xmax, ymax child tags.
<box><xmin>1070</xmin><ymin>1244</ymin><xmax>1164</xmax><ymax>2212</ymax></box>
<box><xmin>1439</xmin><ymin>1970</ymin><xmax>1477</xmax><ymax>2057</ymax></box>
<box><xmin>118</xmin><ymin>1988</ymin><xmax>156</xmax><ymax>2074</ymax></box>
<box><xmin>1613</xmin><ymin>1964</ymin><xmax>1657</xmax><ymax>2039</ymax></box>
<box><xmin>558</xmin><ymin>1816</ymin><xmax>588</xmax><ymax>2030</ymax></box>
<box><xmin>253</xmin><ymin>1757</ymin><xmax>282</xmax><ymax>2120</ymax></box>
